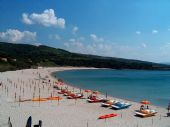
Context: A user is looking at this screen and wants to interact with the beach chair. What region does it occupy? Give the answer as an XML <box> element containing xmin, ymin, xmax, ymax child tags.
<box><xmin>34</xmin><ymin>120</ymin><xmax>42</xmax><ymax>127</ymax></box>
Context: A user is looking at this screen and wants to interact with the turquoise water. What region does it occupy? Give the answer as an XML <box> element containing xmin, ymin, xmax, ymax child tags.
<box><xmin>54</xmin><ymin>69</ymin><xmax>170</xmax><ymax>107</ymax></box>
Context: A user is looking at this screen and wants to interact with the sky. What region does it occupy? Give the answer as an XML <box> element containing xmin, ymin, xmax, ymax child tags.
<box><xmin>1</xmin><ymin>0</ymin><xmax>170</xmax><ymax>63</ymax></box>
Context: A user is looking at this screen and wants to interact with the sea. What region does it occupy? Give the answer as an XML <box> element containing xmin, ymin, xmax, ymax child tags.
<box><xmin>54</xmin><ymin>69</ymin><xmax>170</xmax><ymax>107</ymax></box>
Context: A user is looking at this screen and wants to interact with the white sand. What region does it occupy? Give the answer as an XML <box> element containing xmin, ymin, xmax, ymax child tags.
<box><xmin>0</xmin><ymin>67</ymin><xmax>170</xmax><ymax>127</ymax></box>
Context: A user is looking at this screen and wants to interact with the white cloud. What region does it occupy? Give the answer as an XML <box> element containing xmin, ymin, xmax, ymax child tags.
<box><xmin>0</xmin><ymin>29</ymin><xmax>36</xmax><ymax>43</ymax></box>
<box><xmin>72</xmin><ymin>26</ymin><xmax>78</xmax><ymax>34</ymax></box>
<box><xmin>141</xmin><ymin>43</ymin><xmax>147</xmax><ymax>48</ymax></box>
<box><xmin>22</xmin><ymin>9</ymin><xmax>65</xmax><ymax>28</ymax></box>
<box><xmin>54</xmin><ymin>34</ymin><xmax>61</xmax><ymax>40</ymax></box>
<box><xmin>136</xmin><ymin>31</ymin><xmax>141</xmax><ymax>35</ymax></box>
<box><xmin>64</xmin><ymin>40</ymin><xmax>84</xmax><ymax>53</ymax></box>
<box><xmin>90</xmin><ymin>34</ymin><xmax>104</xmax><ymax>42</ymax></box>
<box><xmin>49</xmin><ymin>34</ymin><xmax>61</xmax><ymax>40</ymax></box>
<box><xmin>22</xmin><ymin>13</ymin><xmax>33</xmax><ymax>25</ymax></box>
<box><xmin>69</xmin><ymin>38</ymin><xmax>75</xmax><ymax>42</ymax></box>
<box><xmin>152</xmin><ymin>30</ymin><xmax>158</xmax><ymax>34</ymax></box>
<box><xmin>64</xmin><ymin>38</ymin><xmax>112</xmax><ymax>55</ymax></box>
<box><xmin>34</xmin><ymin>43</ymin><xmax>42</xmax><ymax>46</ymax></box>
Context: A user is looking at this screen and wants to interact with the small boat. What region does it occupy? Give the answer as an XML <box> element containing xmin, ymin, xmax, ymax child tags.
<box><xmin>67</xmin><ymin>93</ymin><xmax>84</xmax><ymax>99</ymax></box>
<box><xmin>135</xmin><ymin>109</ymin><xmax>157</xmax><ymax>117</ymax></box>
<box><xmin>111</xmin><ymin>102</ymin><xmax>131</xmax><ymax>110</ymax></box>
<box><xmin>101</xmin><ymin>100</ymin><xmax>118</xmax><ymax>107</ymax></box>
<box><xmin>98</xmin><ymin>113</ymin><xmax>118</xmax><ymax>119</ymax></box>
<box><xmin>87</xmin><ymin>96</ymin><xmax>104</xmax><ymax>103</ymax></box>
<box><xmin>58</xmin><ymin>89</ymin><xmax>68</xmax><ymax>94</ymax></box>
<box><xmin>64</xmin><ymin>91</ymin><xmax>74</xmax><ymax>96</ymax></box>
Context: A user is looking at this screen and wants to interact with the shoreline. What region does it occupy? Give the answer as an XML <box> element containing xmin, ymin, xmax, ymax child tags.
<box><xmin>50</xmin><ymin>68</ymin><xmax>166</xmax><ymax>109</ymax></box>
<box><xmin>0</xmin><ymin>67</ymin><xmax>169</xmax><ymax>127</ymax></box>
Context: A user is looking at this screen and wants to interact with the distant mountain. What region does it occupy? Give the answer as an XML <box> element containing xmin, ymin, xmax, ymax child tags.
<box><xmin>0</xmin><ymin>42</ymin><xmax>170</xmax><ymax>72</ymax></box>
<box><xmin>161</xmin><ymin>62</ymin><xmax>170</xmax><ymax>65</ymax></box>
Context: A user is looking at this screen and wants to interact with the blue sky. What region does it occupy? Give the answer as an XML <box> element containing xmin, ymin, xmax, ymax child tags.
<box><xmin>1</xmin><ymin>0</ymin><xmax>170</xmax><ymax>62</ymax></box>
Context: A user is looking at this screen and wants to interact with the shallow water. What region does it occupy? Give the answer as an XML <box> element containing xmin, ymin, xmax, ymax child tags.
<box><xmin>54</xmin><ymin>69</ymin><xmax>170</xmax><ymax>107</ymax></box>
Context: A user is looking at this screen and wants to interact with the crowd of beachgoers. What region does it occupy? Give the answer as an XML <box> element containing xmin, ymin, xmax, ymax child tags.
<box><xmin>0</xmin><ymin>67</ymin><xmax>169</xmax><ymax>127</ymax></box>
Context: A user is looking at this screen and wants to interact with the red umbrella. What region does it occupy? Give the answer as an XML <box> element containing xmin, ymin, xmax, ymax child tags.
<box><xmin>85</xmin><ymin>89</ymin><xmax>91</xmax><ymax>93</ymax></box>
<box><xmin>140</xmin><ymin>100</ymin><xmax>150</xmax><ymax>105</ymax></box>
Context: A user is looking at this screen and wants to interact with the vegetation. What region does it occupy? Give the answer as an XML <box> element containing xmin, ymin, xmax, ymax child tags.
<box><xmin>0</xmin><ymin>42</ymin><xmax>170</xmax><ymax>72</ymax></box>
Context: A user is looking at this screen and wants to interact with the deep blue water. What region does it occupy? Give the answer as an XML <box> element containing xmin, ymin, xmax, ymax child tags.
<box><xmin>54</xmin><ymin>69</ymin><xmax>170</xmax><ymax>107</ymax></box>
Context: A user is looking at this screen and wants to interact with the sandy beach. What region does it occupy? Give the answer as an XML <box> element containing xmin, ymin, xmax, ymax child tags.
<box><xmin>0</xmin><ymin>67</ymin><xmax>169</xmax><ymax>127</ymax></box>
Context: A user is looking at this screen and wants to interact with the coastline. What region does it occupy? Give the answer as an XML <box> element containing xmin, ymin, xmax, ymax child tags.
<box><xmin>0</xmin><ymin>67</ymin><xmax>169</xmax><ymax>127</ymax></box>
<box><xmin>50</xmin><ymin>68</ymin><xmax>167</xmax><ymax>109</ymax></box>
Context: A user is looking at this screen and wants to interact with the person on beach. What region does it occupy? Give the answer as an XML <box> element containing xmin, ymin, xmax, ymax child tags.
<box><xmin>167</xmin><ymin>102</ymin><xmax>170</xmax><ymax>113</ymax></box>
<box><xmin>140</xmin><ymin>105</ymin><xmax>144</xmax><ymax>110</ymax></box>
<box><xmin>146</xmin><ymin>105</ymin><xmax>149</xmax><ymax>109</ymax></box>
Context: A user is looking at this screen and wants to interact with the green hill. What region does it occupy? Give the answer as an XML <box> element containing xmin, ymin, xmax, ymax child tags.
<box><xmin>0</xmin><ymin>42</ymin><xmax>170</xmax><ymax>72</ymax></box>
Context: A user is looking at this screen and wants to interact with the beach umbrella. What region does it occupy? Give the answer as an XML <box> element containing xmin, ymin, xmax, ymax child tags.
<box><xmin>140</xmin><ymin>100</ymin><xmax>150</xmax><ymax>105</ymax></box>
<box><xmin>85</xmin><ymin>89</ymin><xmax>91</xmax><ymax>93</ymax></box>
